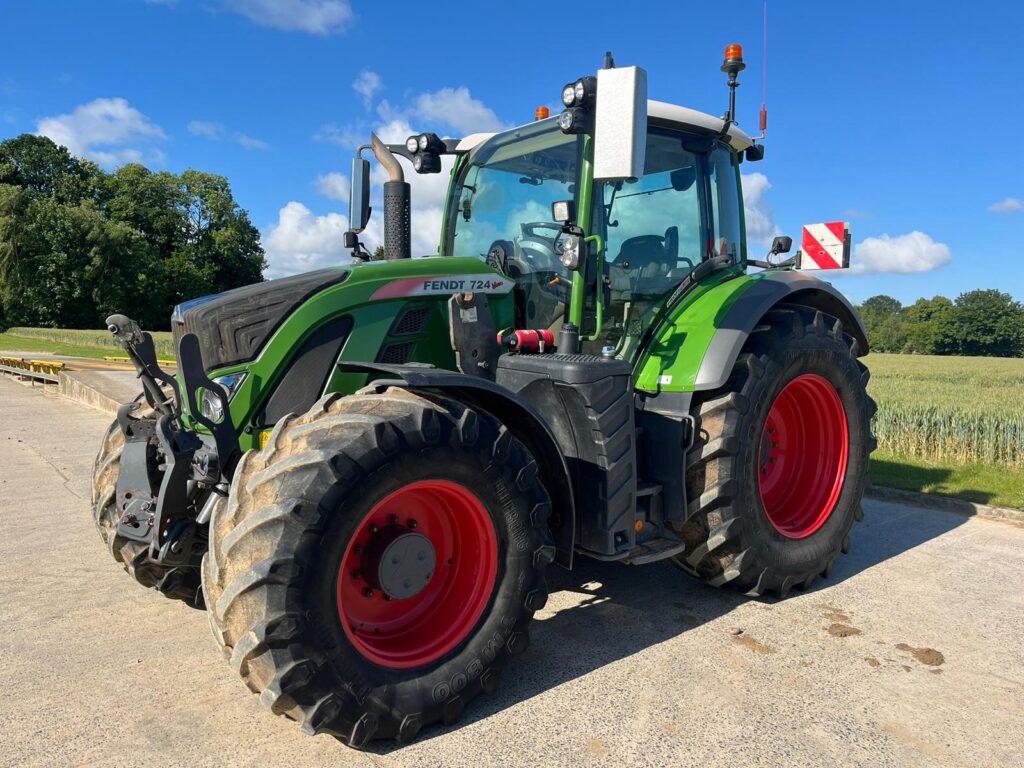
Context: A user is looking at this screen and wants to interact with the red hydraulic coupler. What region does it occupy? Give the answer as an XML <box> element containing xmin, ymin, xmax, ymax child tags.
<box><xmin>498</xmin><ymin>329</ymin><xmax>555</xmax><ymax>353</ymax></box>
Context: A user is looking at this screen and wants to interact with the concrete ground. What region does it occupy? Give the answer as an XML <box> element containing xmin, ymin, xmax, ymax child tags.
<box><xmin>1</xmin><ymin>375</ymin><xmax>1021</xmax><ymax>768</ymax></box>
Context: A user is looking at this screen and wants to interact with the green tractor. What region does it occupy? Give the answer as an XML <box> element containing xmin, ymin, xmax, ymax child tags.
<box><xmin>93</xmin><ymin>48</ymin><xmax>874</xmax><ymax>746</ymax></box>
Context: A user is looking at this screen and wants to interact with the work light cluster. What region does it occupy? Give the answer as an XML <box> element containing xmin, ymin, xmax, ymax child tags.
<box><xmin>558</xmin><ymin>75</ymin><xmax>596</xmax><ymax>134</ymax></box>
<box><xmin>404</xmin><ymin>132</ymin><xmax>444</xmax><ymax>174</ymax></box>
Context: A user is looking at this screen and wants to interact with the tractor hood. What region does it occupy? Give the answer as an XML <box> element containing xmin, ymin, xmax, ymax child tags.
<box><xmin>171</xmin><ymin>267</ymin><xmax>351</xmax><ymax>372</ymax></box>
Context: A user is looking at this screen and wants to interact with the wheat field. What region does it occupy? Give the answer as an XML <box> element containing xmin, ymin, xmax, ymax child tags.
<box><xmin>865</xmin><ymin>353</ymin><xmax>1024</xmax><ymax>468</ymax></box>
<box><xmin>5</xmin><ymin>327</ymin><xmax>176</xmax><ymax>359</ymax></box>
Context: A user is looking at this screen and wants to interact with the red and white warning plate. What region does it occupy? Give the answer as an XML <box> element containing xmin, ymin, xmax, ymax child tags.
<box><xmin>800</xmin><ymin>222</ymin><xmax>850</xmax><ymax>270</ymax></box>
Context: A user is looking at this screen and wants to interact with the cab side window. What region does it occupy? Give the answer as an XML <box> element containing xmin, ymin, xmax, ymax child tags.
<box><xmin>708</xmin><ymin>146</ymin><xmax>743</xmax><ymax>261</ymax></box>
<box><xmin>591</xmin><ymin>129</ymin><xmax>706</xmax><ymax>358</ymax></box>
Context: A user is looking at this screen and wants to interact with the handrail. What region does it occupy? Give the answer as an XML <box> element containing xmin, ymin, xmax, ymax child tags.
<box><xmin>0</xmin><ymin>356</ymin><xmax>65</xmax><ymax>383</ymax></box>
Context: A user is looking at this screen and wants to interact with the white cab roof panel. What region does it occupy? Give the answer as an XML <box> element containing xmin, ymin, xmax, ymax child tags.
<box><xmin>647</xmin><ymin>100</ymin><xmax>753</xmax><ymax>150</ymax></box>
<box><xmin>456</xmin><ymin>101</ymin><xmax>754</xmax><ymax>153</ymax></box>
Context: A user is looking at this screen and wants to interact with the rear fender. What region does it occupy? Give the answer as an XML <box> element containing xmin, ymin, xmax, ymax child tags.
<box><xmin>635</xmin><ymin>270</ymin><xmax>867</xmax><ymax>394</ymax></box>
<box><xmin>693</xmin><ymin>271</ymin><xmax>868</xmax><ymax>391</ymax></box>
<box><xmin>340</xmin><ymin>363</ymin><xmax>576</xmax><ymax>569</ymax></box>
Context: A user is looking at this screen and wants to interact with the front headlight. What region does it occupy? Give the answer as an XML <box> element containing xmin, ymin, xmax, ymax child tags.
<box><xmin>559</xmin><ymin>234</ymin><xmax>581</xmax><ymax>270</ymax></box>
<box><xmin>200</xmin><ymin>372</ymin><xmax>247</xmax><ymax>423</ymax></box>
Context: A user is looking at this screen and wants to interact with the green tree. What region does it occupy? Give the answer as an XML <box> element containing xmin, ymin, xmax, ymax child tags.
<box><xmin>103</xmin><ymin>164</ymin><xmax>183</xmax><ymax>260</ymax></box>
<box><xmin>857</xmin><ymin>295</ymin><xmax>907</xmax><ymax>353</ymax></box>
<box><xmin>177</xmin><ymin>170</ymin><xmax>264</xmax><ymax>298</ymax></box>
<box><xmin>902</xmin><ymin>296</ymin><xmax>954</xmax><ymax>355</ymax></box>
<box><xmin>0</xmin><ymin>134</ymin><xmax>266</xmax><ymax>331</ymax></box>
<box><xmin>0</xmin><ymin>134</ymin><xmax>99</xmax><ymax>204</ymax></box>
<box><xmin>0</xmin><ymin>183</ymin><xmax>31</xmax><ymax>327</ymax></box>
<box><xmin>944</xmin><ymin>290</ymin><xmax>1024</xmax><ymax>357</ymax></box>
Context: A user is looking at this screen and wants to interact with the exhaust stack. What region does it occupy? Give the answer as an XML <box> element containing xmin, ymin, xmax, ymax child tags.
<box><xmin>370</xmin><ymin>133</ymin><xmax>411</xmax><ymax>260</ymax></box>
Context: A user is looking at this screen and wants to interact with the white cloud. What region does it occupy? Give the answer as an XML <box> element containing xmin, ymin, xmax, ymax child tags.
<box><xmin>263</xmin><ymin>202</ymin><xmax>352</xmax><ymax>277</ymax></box>
<box><xmin>353</xmin><ymin>70</ymin><xmax>382</xmax><ymax>109</ymax></box>
<box><xmin>848</xmin><ymin>231</ymin><xmax>951</xmax><ymax>275</ymax></box>
<box><xmin>989</xmin><ymin>197</ymin><xmax>1024</xmax><ymax>213</ymax></box>
<box><xmin>189</xmin><ymin>120</ymin><xmax>267</xmax><ymax>150</ymax></box>
<box><xmin>273</xmin><ymin>87</ymin><xmax>508</xmax><ymax>277</ymax></box>
<box><xmin>224</xmin><ymin>0</ymin><xmax>353</xmax><ymax>35</ymax></box>
<box><xmin>237</xmin><ymin>133</ymin><xmax>270</xmax><ymax>150</ymax></box>
<box><xmin>315</xmin><ymin>172</ymin><xmax>349</xmax><ymax>202</ymax></box>
<box><xmin>379</xmin><ymin>87</ymin><xmax>508</xmax><ymax>135</ymax></box>
<box><xmin>314</xmin><ymin>122</ymin><xmax>366</xmax><ymax>148</ymax></box>
<box><xmin>742</xmin><ymin>172</ymin><xmax>781</xmax><ymax>249</ymax></box>
<box><xmin>188</xmin><ymin>120</ymin><xmax>224</xmax><ymax>138</ymax></box>
<box><xmin>36</xmin><ymin>97</ymin><xmax>165</xmax><ymax>168</ymax></box>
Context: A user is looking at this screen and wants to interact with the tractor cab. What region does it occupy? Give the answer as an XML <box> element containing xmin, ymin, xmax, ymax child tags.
<box><xmin>441</xmin><ymin>108</ymin><xmax>750</xmax><ymax>362</ymax></box>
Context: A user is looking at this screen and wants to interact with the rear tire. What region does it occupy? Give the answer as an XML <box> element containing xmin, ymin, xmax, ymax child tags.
<box><xmin>91</xmin><ymin>401</ymin><xmax>204</xmax><ymax>607</ymax></box>
<box><xmin>672</xmin><ymin>305</ymin><xmax>876</xmax><ymax>598</ymax></box>
<box><xmin>201</xmin><ymin>387</ymin><xmax>553</xmax><ymax>746</ymax></box>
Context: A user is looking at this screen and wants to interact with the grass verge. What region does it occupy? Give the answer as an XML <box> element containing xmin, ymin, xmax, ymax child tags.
<box><xmin>0</xmin><ymin>332</ymin><xmax>130</xmax><ymax>360</ymax></box>
<box><xmin>871</xmin><ymin>451</ymin><xmax>1024</xmax><ymax>510</ymax></box>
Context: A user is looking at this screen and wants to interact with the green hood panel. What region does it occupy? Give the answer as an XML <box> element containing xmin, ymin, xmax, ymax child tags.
<box><xmin>177</xmin><ymin>257</ymin><xmax>514</xmax><ymax>448</ymax></box>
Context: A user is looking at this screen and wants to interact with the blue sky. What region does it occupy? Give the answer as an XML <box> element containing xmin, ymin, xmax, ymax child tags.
<box><xmin>1</xmin><ymin>0</ymin><xmax>1022</xmax><ymax>304</ymax></box>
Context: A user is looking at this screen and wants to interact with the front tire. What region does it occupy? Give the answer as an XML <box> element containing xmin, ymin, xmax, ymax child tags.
<box><xmin>91</xmin><ymin>401</ymin><xmax>203</xmax><ymax>606</ymax></box>
<box><xmin>202</xmin><ymin>388</ymin><xmax>553</xmax><ymax>746</ymax></box>
<box><xmin>673</xmin><ymin>305</ymin><xmax>876</xmax><ymax>598</ymax></box>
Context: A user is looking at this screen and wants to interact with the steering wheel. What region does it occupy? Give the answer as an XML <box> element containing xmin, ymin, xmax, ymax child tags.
<box><xmin>517</xmin><ymin>222</ymin><xmax>564</xmax><ymax>270</ymax></box>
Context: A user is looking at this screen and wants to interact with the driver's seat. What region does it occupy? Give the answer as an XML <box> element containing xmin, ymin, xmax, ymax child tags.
<box><xmin>616</xmin><ymin>234</ymin><xmax>667</xmax><ymax>279</ymax></box>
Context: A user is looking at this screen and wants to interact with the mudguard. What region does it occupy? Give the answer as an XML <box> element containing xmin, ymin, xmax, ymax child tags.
<box><xmin>338</xmin><ymin>362</ymin><xmax>576</xmax><ymax>569</ymax></box>
<box><xmin>694</xmin><ymin>271</ymin><xmax>868</xmax><ymax>390</ymax></box>
<box><xmin>635</xmin><ymin>270</ymin><xmax>867</xmax><ymax>394</ymax></box>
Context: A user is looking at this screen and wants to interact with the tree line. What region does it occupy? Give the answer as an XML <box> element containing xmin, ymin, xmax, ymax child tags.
<box><xmin>0</xmin><ymin>134</ymin><xmax>265</xmax><ymax>331</ymax></box>
<box><xmin>858</xmin><ymin>290</ymin><xmax>1024</xmax><ymax>357</ymax></box>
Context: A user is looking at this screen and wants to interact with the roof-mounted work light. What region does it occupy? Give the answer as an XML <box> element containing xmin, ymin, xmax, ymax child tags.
<box><xmin>403</xmin><ymin>132</ymin><xmax>444</xmax><ymax>174</ymax></box>
<box><xmin>558</xmin><ymin>76</ymin><xmax>596</xmax><ymax>134</ymax></box>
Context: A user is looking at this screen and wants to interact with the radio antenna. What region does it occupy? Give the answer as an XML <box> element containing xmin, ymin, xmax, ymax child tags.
<box><xmin>759</xmin><ymin>0</ymin><xmax>768</xmax><ymax>138</ymax></box>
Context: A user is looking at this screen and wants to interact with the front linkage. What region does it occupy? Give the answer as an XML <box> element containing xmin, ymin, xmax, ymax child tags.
<box><xmin>104</xmin><ymin>315</ymin><xmax>240</xmax><ymax>605</ymax></box>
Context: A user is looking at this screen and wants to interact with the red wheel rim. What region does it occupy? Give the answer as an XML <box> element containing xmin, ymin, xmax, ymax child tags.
<box><xmin>337</xmin><ymin>480</ymin><xmax>498</xmax><ymax>669</ymax></box>
<box><xmin>758</xmin><ymin>374</ymin><xmax>849</xmax><ymax>539</ymax></box>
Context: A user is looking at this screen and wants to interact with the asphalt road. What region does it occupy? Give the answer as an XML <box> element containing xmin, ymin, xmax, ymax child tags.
<box><xmin>1</xmin><ymin>375</ymin><xmax>1022</xmax><ymax>768</ymax></box>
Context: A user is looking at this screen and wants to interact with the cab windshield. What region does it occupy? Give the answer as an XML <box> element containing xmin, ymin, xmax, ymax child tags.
<box><xmin>443</xmin><ymin>119</ymin><xmax>581</xmax><ymax>330</ymax></box>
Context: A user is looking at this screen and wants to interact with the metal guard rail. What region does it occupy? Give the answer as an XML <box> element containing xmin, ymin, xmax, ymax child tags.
<box><xmin>0</xmin><ymin>356</ymin><xmax>66</xmax><ymax>383</ymax></box>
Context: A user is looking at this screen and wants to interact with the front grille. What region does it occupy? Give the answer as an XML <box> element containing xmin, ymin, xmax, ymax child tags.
<box><xmin>390</xmin><ymin>306</ymin><xmax>432</xmax><ymax>336</ymax></box>
<box><xmin>378</xmin><ymin>342</ymin><xmax>415</xmax><ymax>364</ymax></box>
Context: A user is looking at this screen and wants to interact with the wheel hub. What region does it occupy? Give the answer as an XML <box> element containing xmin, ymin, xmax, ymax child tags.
<box><xmin>758</xmin><ymin>373</ymin><xmax>849</xmax><ymax>539</ymax></box>
<box><xmin>336</xmin><ymin>480</ymin><xmax>499</xmax><ymax>669</ymax></box>
<box><xmin>362</xmin><ymin>527</ymin><xmax>436</xmax><ymax>600</ymax></box>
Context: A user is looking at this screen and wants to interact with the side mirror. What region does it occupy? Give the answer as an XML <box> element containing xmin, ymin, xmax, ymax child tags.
<box><xmin>349</xmin><ymin>157</ymin><xmax>371</xmax><ymax>233</ymax></box>
<box><xmin>770</xmin><ymin>235</ymin><xmax>793</xmax><ymax>255</ymax></box>
<box><xmin>593</xmin><ymin>66</ymin><xmax>648</xmax><ymax>181</ymax></box>
<box><xmin>745</xmin><ymin>145</ymin><xmax>765</xmax><ymax>162</ymax></box>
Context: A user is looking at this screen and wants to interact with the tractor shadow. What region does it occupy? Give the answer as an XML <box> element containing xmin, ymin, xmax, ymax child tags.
<box><xmin>369</xmin><ymin>496</ymin><xmax>966</xmax><ymax>752</ymax></box>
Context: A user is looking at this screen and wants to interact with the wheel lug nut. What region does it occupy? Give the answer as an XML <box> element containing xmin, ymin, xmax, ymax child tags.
<box><xmin>407</xmin><ymin>519</ymin><xmax>418</xmax><ymax>529</ymax></box>
<box><xmin>352</xmin><ymin>570</ymin><xmax>362</xmax><ymax>580</ymax></box>
<box><xmin>369</xmin><ymin>525</ymin><xmax>378</xmax><ymax>534</ymax></box>
<box><xmin>383</xmin><ymin>595</ymin><xmax>392</xmax><ymax>602</ymax></box>
<box><xmin>389</xmin><ymin>514</ymin><xmax>399</xmax><ymax>524</ymax></box>
<box><xmin>363</xmin><ymin>588</ymin><xmax>374</xmax><ymax>598</ymax></box>
<box><xmin>354</xmin><ymin>545</ymin><xmax>363</xmax><ymax>554</ymax></box>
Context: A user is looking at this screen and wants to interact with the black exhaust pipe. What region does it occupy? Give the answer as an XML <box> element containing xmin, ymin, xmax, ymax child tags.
<box><xmin>371</xmin><ymin>133</ymin><xmax>411</xmax><ymax>260</ymax></box>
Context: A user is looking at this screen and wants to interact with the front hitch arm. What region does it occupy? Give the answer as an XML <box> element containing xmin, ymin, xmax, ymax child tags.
<box><xmin>105</xmin><ymin>314</ymin><xmax>180</xmax><ymax>417</ymax></box>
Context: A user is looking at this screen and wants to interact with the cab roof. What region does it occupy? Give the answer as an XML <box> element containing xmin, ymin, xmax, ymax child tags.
<box><xmin>455</xmin><ymin>100</ymin><xmax>754</xmax><ymax>153</ymax></box>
